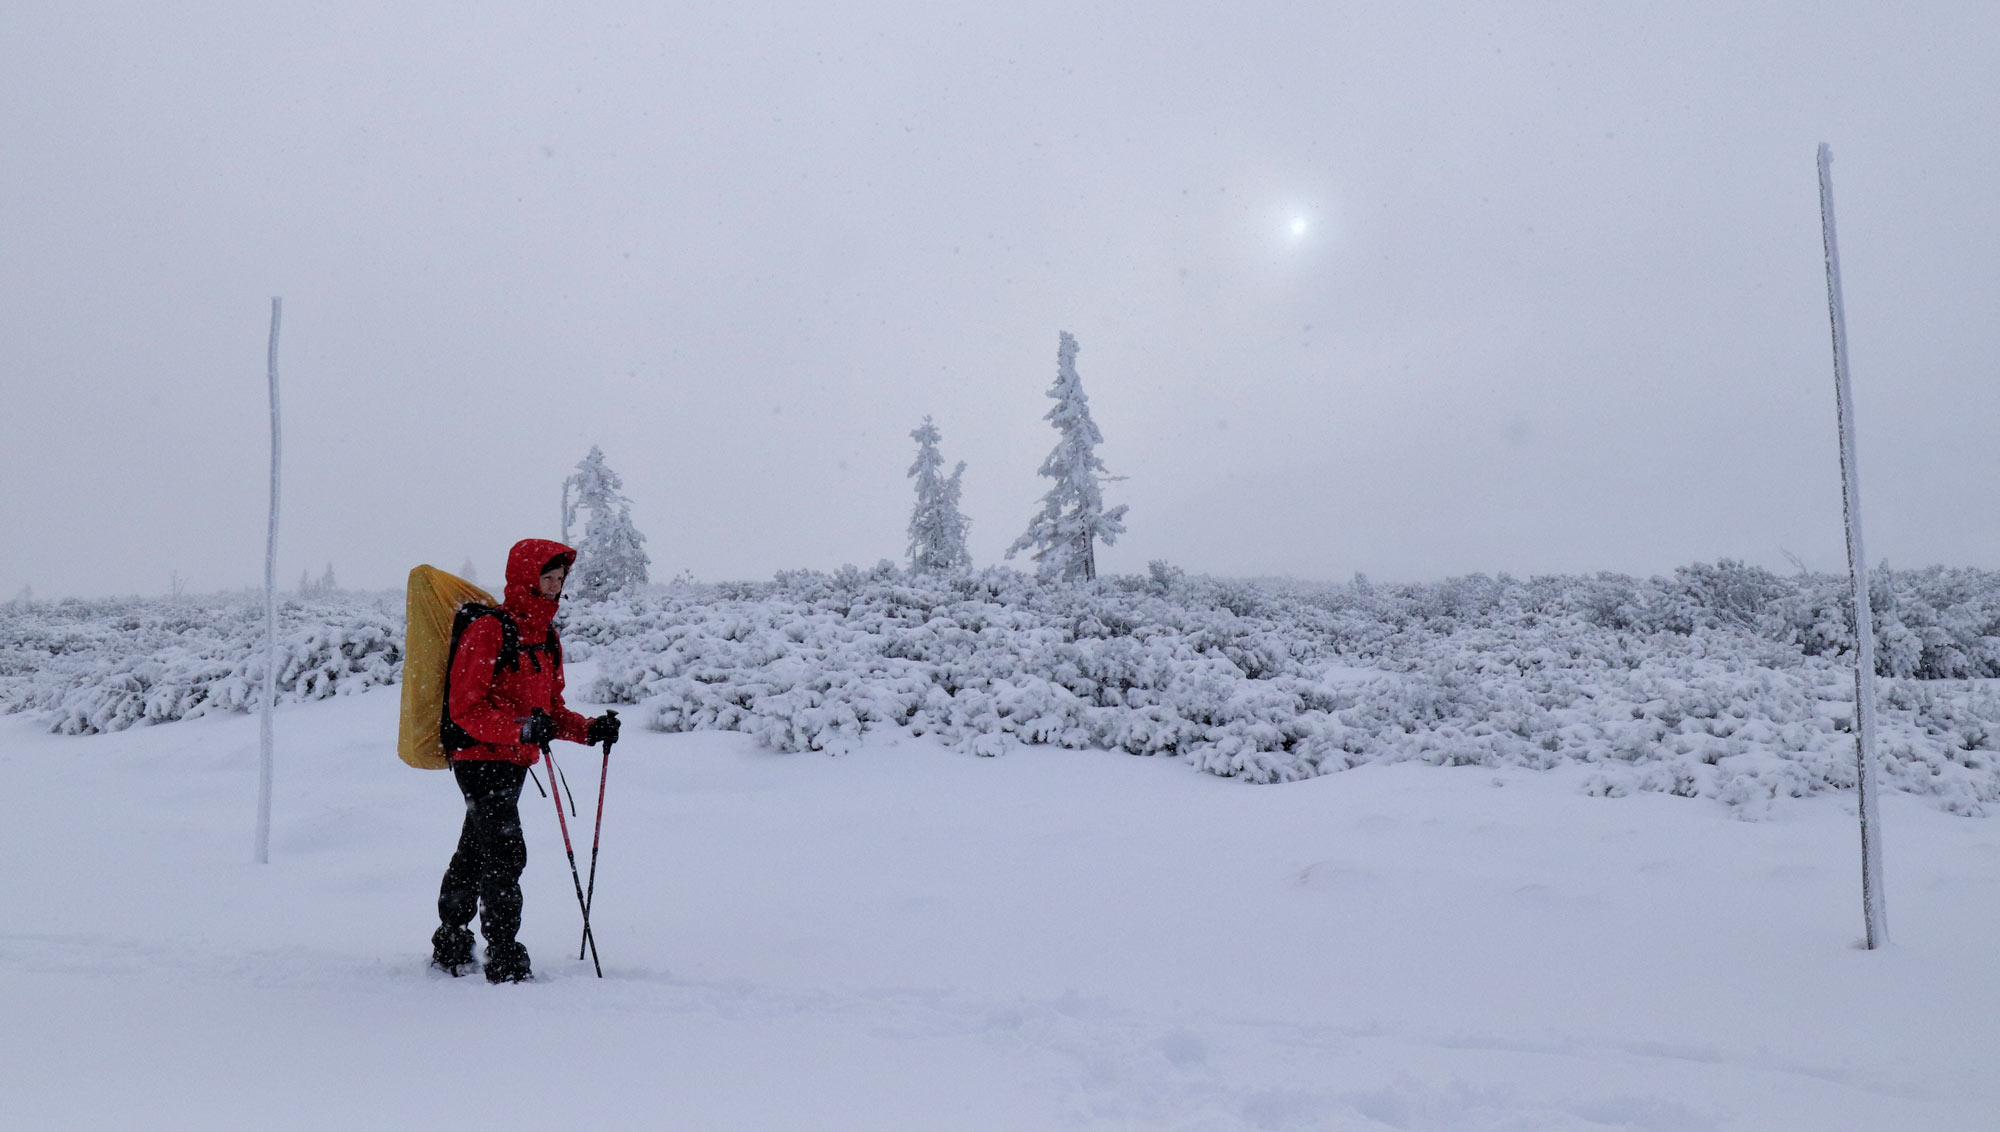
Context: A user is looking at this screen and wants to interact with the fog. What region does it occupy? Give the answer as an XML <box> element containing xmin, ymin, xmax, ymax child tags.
<box><xmin>5</xmin><ymin>2</ymin><xmax>1997</xmax><ymax>597</ymax></box>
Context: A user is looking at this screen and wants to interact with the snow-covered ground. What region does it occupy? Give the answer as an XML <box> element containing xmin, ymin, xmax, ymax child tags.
<box><xmin>3</xmin><ymin>664</ymin><xmax>1994</xmax><ymax>1131</ymax></box>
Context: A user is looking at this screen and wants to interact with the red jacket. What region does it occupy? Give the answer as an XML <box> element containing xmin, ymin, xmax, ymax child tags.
<box><xmin>447</xmin><ymin>538</ymin><xmax>592</xmax><ymax>766</ymax></box>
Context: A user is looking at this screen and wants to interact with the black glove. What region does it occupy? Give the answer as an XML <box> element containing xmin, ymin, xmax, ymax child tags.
<box><xmin>586</xmin><ymin>712</ymin><xmax>621</xmax><ymax>747</ymax></box>
<box><xmin>520</xmin><ymin>710</ymin><xmax>559</xmax><ymax>748</ymax></box>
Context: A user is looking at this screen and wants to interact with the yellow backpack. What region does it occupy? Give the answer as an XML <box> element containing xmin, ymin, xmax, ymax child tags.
<box><xmin>397</xmin><ymin>565</ymin><xmax>497</xmax><ymax>769</ymax></box>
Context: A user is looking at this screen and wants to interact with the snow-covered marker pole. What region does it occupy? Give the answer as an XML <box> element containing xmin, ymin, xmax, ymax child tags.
<box><xmin>1816</xmin><ymin>144</ymin><xmax>1888</xmax><ymax>948</ymax></box>
<box><xmin>255</xmin><ymin>297</ymin><xmax>283</xmax><ymax>865</ymax></box>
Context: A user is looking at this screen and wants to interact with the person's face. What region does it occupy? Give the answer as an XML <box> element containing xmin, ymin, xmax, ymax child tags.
<box><xmin>538</xmin><ymin>563</ymin><xmax>568</xmax><ymax>599</ymax></box>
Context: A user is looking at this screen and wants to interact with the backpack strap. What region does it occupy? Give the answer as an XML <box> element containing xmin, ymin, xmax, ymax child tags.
<box><xmin>518</xmin><ymin>627</ymin><xmax>562</xmax><ymax>674</ymax></box>
<box><xmin>490</xmin><ymin>611</ymin><xmax>524</xmax><ymax>673</ymax></box>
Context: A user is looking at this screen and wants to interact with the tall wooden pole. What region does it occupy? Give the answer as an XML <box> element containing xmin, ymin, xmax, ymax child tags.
<box><xmin>256</xmin><ymin>297</ymin><xmax>283</xmax><ymax>865</ymax></box>
<box><xmin>1817</xmin><ymin>145</ymin><xmax>1888</xmax><ymax>948</ymax></box>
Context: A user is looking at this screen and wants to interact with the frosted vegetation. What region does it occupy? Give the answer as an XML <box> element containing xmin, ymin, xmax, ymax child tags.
<box><xmin>7</xmin><ymin>560</ymin><xmax>2000</xmax><ymax>815</ymax></box>
<box><xmin>565</xmin><ymin>446</ymin><xmax>652</xmax><ymax>600</ymax></box>
<box><xmin>905</xmin><ymin>416</ymin><xmax>973</xmax><ymax>575</ymax></box>
<box><xmin>0</xmin><ymin>593</ymin><xmax>402</xmax><ymax>735</ymax></box>
<box><xmin>1006</xmin><ymin>331</ymin><xmax>1127</xmax><ymax>582</ymax></box>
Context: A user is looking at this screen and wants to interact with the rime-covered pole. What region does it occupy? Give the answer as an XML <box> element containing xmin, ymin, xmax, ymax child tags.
<box><xmin>1818</xmin><ymin>144</ymin><xmax>1888</xmax><ymax>948</ymax></box>
<box><xmin>255</xmin><ymin>297</ymin><xmax>283</xmax><ymax>865</ymax></box>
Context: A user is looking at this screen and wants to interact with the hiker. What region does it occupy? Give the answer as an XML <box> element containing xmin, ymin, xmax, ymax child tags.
<box><xmin>429</xmin><ymin>538</ymin><xmax>620</xmax><ymax>982</ymax></box>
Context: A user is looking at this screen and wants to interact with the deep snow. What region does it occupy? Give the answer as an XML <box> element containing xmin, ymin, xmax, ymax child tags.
<box><xmin>2</xmin><ymin>665</ymin><xmax>1994</xmax><ymax>1131</ymax></box>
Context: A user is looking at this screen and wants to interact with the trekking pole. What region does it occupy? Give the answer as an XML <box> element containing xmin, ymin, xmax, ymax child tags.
<box><xmin>550</xmin><ymin>751</ymin><xmax>580</xmax><ymax>818</ymax></box>
<box><xmin>532</xmin><ymin>710</ymin><xmax>602</xmax><ymax>978</ymax></box>
<box><xmin>579</xmin><ymin>710</ymin><xmax>617</xmax><ymax>961</ymax></box>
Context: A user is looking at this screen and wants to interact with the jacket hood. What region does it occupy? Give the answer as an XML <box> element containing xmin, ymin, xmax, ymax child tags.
<box><xmin>502</xmin><ymin>538</ymin><xmax>576</xmax><ymax>632</ymax></box>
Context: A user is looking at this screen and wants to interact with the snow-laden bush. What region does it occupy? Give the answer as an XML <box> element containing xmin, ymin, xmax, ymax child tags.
<box><xmin>569</xmin><ymin>565</ymin><xmax>2000</xmax><ymax>816</ymax></box>
<box><xmin>10</xmin><ymin>564</ymin><xmax>2000</xmax><ymax>816</ymax></box>
<box><xmin>1</xmin><ymin>593</ymin><xmax>401</xmax><ymax>734</ymax></box>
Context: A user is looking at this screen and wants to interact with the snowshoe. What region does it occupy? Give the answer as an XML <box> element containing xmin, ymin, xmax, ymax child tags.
<box><xmin>484</xmin><ymin>940</ymin><xmax>532</xmax><ymax>984</ymax></box>
<box><xmin>431</xmin><ymin>925</ymin><xmax>476</xmax><ymax>977</ymax></box>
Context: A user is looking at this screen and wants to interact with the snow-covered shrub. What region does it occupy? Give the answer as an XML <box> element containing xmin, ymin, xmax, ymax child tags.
<box><xmin>12</xmin><ymin>563</ymin><xmax>2000</xmax><ymax>817</ymax></box>
<box><xmin>1761</xmin><ymin>566</ymin><xmax>2000</xmax><ymax>679</ymax></box>
<box><xmin>570</xmin><ymin>564</ymin><xmax>2000</xmax><ymax>815</ymax></box>
<box><xmin>1</xmin><ymin>593</ymin><xmax>402</xmax><ymax>734</ymax></box>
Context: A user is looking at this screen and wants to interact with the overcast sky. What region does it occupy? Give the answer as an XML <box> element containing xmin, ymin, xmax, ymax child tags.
<box><xmin>4</xmin><ymin>2</ymin><xmax>1997</xmax><ymax>598</ymax></box>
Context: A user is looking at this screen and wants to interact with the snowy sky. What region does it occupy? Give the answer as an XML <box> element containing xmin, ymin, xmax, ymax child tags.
<box><xmin>5</xmin><ymin>2</ymin><xmax>1998</xmax><ymax>597</ymax></box>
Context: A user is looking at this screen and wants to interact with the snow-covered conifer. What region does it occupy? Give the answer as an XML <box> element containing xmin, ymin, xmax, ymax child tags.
<box><xmin>1006</xmin><ymin>331</ymin><xmax>1127</xmax><ymax>582</ymax></box>
<box><xmin>906</xmin><ymin>417</ymin><xmax>972</xmax><ymax>573</ymax></box>
<box><xmin>458</xmin><ymin>558</ymin><xmax>479</xmax><ymax>586</ymax></box>
<box><xmin>561</xmin><ymin>475</ymin><xmax>581</xmax><ymax>545</ymax></box>
<box><xmin>569</xmin><ymin>446</ymin><xmax>651</xmax><ymax>600</ymax></box>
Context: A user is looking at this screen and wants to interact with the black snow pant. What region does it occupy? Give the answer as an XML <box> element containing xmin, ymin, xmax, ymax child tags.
<box><xmin>438</xmin><ymin>759</ymin><xmax>530</xmax><ymax>947</ymax></box>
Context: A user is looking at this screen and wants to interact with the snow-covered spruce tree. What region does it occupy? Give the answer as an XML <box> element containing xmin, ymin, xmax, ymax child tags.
<box><xmin>568</xmin><ymin>445</ymin><xmax>651</xmax><ymax>601</ymax></box>
<box><xmin>1006</xmin><ymin>331</ymin><xmax>1127</xmax><ymax>582</ymax></box>
<box><xmin>907</xmin><ymin>416</ymin><xmax>972</xmax><ymax>573</ymax></box>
